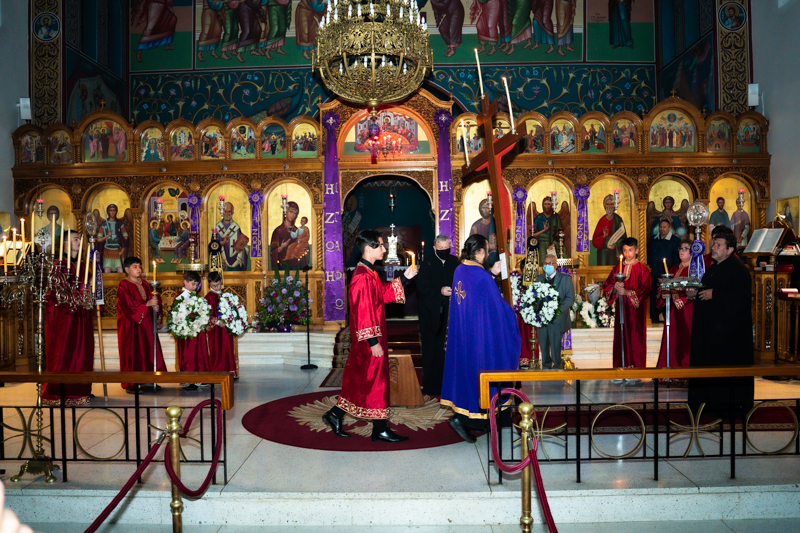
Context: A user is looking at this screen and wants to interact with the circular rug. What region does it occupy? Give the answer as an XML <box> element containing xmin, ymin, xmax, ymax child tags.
<box><xmin>241</xmin><ymin>390</ymin><xmax>466</xmax><ymax>451</ymax></box>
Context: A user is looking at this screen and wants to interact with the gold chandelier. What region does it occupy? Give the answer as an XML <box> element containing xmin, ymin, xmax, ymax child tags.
<box><xmin>312</xmin><ymin>0</ymin><xmax>434</xmax><ymax>115</ymax></box>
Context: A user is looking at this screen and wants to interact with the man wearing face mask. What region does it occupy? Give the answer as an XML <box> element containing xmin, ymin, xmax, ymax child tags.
<box><xmin>535</xmin><ymin>254</ymin><xmax>575</xmax><ymax>369</ymax></box>
<box><xmin>416</xmin><ymin>235</ymin><xmax>459</xmax><ymax>396</ymax></box>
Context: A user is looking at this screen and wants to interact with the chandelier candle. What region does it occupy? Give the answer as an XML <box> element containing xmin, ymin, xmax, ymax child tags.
<box><xmin>84</xmin><ymin>245</ymin><xmax>91</xmax><ymax>286</ymax></box>
<box><xmin>50</xmin><ymin>214</ymin><xmax>56</xmax><ymax>258</ymax></box>
<box><xmin>66</xmin><ymin>225</ymin><xmax>71</xmax><ymax>270</ymax></box>
<box><xmin>502</xmin><ymin>77</ymin><xmax>515</xmax><ymax>133</ymax></box>
<box><xmin>75</xmin><ymin>234</ymin><xmax>83</xmax><ymax>275</ymax></box>
<box><xmin>19</xmin><ymin>218</ymin><xmax>24</xmax><ymax>257</ymax></box>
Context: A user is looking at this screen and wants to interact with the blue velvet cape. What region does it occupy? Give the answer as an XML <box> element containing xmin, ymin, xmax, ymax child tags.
<box><xmin>440</xmin><ymin>261</ymin><xmax>521</xmax><ymax>418</ymax></box>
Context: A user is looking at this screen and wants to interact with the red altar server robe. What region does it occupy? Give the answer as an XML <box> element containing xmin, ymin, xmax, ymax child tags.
<box><xmin>337</xmin><ymin>261</ymin><xmax>405</xmax><ymax>420</ymax></box>
<box><xmin>656</xmin><ymin>263</ymin><xmax>693</xmax><ymax>368</ymax></box>
<box><xmin>205</xmin><ymin>290</ymin><xmax>237</xmax><ymax>376</ymax></box>
<box><xmin>603</xmin><ymin>261</ymin><xmax>651</xmax><ymax>368</ymax></box>
<box><xmin>116</xmin><ymin>278</ymin><xmax>167</xmax><ymax>390</ymax></box>
<box><xmin>174</xmin><ymin>289</ymin><xmax>209</xmax><ymax>372</ymax></box>
<box><xmin>42</xmin><ymin>261</ymin><xmax>94</xmax><ymax>405</ymax></box>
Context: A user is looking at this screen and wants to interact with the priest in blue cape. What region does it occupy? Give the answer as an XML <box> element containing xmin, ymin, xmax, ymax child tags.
<box><xmin>441</xmin><ymin>234</ymin><xmax>521</xmax><ymax>443</ymax></box>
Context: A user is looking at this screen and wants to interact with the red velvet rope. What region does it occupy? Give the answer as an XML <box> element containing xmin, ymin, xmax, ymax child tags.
<box><xmin>489</xmin><ymin>388</ymin><xmax>558</xmax><ymax>533</ymax></box>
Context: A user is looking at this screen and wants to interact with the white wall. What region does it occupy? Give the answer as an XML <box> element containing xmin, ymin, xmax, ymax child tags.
<box><xmin>0</xmin><ymin>1</ymin><xmax>30</xmax><ymax>217</ymax></box>
<box><xmin>751</xmin><ymin>0</ymin><xmax>800</xmax><ymax>218</ymax></box>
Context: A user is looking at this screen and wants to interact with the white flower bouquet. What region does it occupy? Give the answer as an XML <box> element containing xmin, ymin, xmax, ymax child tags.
<box><xmin>510</xmin><ymin>271</ymin><xmax>523</xmax><ymax>311</ymax></box>
<box><xmin>166</xmin><ymin>293</ymin><xmax>212</xmax><ymax>339</ymax></box>
<box><xmin>218</xmin><ymin>292</ymin><xmax>249</xmax><ymax>336</ymax></box>
<box><xmin>519</xmin><ymin>281</ymin><xmax>561</xmax><ymax>328</ymax></box>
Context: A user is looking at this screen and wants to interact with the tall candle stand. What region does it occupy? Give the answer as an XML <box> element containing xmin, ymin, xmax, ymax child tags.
<box><xmin>614</xmin><ymin>270</ymin><xmax>628</xmax><ymax>369</ymax></box>
<box><xmin>660</xmin><ymin>272</ymin><xmax>674</xmax><ymax>383</ymax></box>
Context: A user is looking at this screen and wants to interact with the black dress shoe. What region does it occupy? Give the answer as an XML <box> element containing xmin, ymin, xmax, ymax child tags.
<box><xmin>322</xmin><ymin>411</ymin><xmax>350</xmax><ymax>438</ymax></box>
<box><xmin>447</xmin><ymin>417</ymin><xmax>477</xmax><ymax>443</ymax></box>
<box><xmin>371</xmin><ymin>427</ymin><xmax>409</xmax><ymax>443</ymax></box>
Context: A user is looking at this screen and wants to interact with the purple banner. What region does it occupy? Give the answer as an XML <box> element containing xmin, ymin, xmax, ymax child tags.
<box><xmin>322</xmin><ymin>112</ymin><xmax>346</xmax><ymax>321</ymax></box>
<box><xmin>92</xmin><ymin>248</ymin><xmax>105</xmax><ymax>305</ymax></box>
<box><xmin>248</xmin><ymin>190</ymin><xmax>264</xmax><ymax>258</ymax></box>
<box><xmin>558</xmin><ymin>266</ymin><xmax>572</xmax><ymax>353</ymax></box>
<box><xmin>187</xmin><ymin>193</ymin><xmax>202</xmax><ymax>259</ymax></box>
<box><xmin>689</xmin><ymin>240</ymin><xmax>706</xmax><ymax>279</ymax></box>
<box><xmin>434</xmin><ymin>110</ymin><xmax>455</xmax><ymax>253</ymax></box>
<box><xmin>573</xmin><ymin>185</ymin><xmax>590</xmax><ymax>253</ymax></box>
<box><xmin>513</xmin><ymin>187</ymin><xmax>527</xmax><ymax>255</ymax></box>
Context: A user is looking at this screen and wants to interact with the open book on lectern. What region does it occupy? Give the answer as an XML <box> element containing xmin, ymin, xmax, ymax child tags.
<box><xmin>743</xmin><ymin>228</ymin><xmax>793</xmax><ymax>256</ymax></box>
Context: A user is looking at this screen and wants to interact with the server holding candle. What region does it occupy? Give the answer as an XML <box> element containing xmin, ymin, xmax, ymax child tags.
<box><xmin>646</xmin><ymin>220</ymin><xmax>681</xmax><ymax>324</ymax></box>
<box><xmin>42</xmin><ymin>230</ymin><xmax>95</xmax><ymax>406</ymax></box>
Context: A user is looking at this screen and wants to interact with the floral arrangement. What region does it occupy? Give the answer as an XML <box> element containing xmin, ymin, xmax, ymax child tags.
<box><xmin>218</xmin><ymin>292</ymin><xmax>249</xmax><ymax>336</ymax></box>
<box><xmin>518</xmin><ymin>281</ymin><xmax>560</xmax><ymax>328</ymax></box>
<box><xmin>659</xmin><ymin>276</ymin><xmax>703</xmax><ymax>291</ymax></box>
<box><xmin>584</xmin><ymin>283</ymin><xmax>601</xmax><ymax>304</ymax></box>
<box><xmin>166</xmin><ymin>293</ymin><xmax>212</xmax><ymax>339</ymax></box>
<box><xmin>255</xmin><ymin>276</ymin><xmax>312</xmax><ymax>330</ymax></box>
<box><xmin>573</xmin><ymin>295</ymin><xmax>614</xmax><ymax>329</ymax></box>
<box><xmin>510</xmin><ymin>271</ymin><xmax>523</xmax><ymax>311</ymax></box>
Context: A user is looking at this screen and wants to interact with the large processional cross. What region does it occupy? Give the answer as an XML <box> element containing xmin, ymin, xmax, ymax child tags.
<box><xmin>461</xmin><ymin>95</ymin><xmax>522</xmax><ymax>305</ymax></box>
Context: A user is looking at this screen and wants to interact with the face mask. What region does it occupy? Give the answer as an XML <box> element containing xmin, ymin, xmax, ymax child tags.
<box><xmin>435</xmin><ymin>249</ymin><xmax>449</xmax><ymax>260</ymax></box>
<box><xmin>543</xmin><ymin>264</ymin><xmax>555</xmax><ymax>276</ymax></box>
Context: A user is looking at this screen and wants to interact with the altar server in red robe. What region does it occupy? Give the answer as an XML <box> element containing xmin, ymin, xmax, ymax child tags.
<box><xmin>323</xmin><ymin>229</ymin><xmax>418</xmax><ymax>442</ymax></box>
<box><xmin>42</xmin><ymin>231</ymin><xmax>94</xmax><ymax>406</ymax></box>
<box><xmin>117</xmin><ymin>256</ymin><xmax>167</xmax><ymax>392</ymax></box>
<box><xmin>205</xmin><ymin>271</ymin><xmax>238</xmax><ymax>377</ymax></box>
<box><xmin>656</xmin><ymin>241</ymin><xmax>694</xmax><ymax>372</ymax></box>
<box><xmin>603</xmin><ymin>237</ymin><xmax>651</xmax><ymax>381</ymax></box>
<box><xmin>174</xmin><ymin>271</ymin><xmax>209</xmax><ymax>390</ymax></box>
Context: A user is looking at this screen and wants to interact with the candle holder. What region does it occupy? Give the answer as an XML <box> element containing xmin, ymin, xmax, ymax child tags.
<box><xmin>614</xmin><ymin>270</ymin><xmax>627</xmax><ymax>369</ymax></box>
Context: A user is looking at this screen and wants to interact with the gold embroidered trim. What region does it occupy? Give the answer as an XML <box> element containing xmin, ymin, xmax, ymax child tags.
<box><xmin>390</xmin><ymin>277</ymin><xmax>405</xmax><ymax>304</ymax></box>
<box><xmin>454</xmin><ymin>280</ymin><xmax>466</xmax><ymax>304</ymax></box>
<box><xmin>356</xmin><ymin>326</ymin><xmax>381</xmax><ymax>342</ymax></box>
<box><xmin>439</xmin><ymin>399</ymin><xmax>487</xmax><ymax>419</ymax></box>
<box><xmin>461</xmin><ymin>260</ymin><xmax>483</xmax><ymax>267</ymax></box>
<box><xmin>336</xmin><ymin>396</ymin><xmax>387</xmax><ymax>420</ymax></box>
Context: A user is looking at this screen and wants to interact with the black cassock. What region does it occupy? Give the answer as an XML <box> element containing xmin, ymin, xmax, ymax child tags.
<box><xmin>689</xmin><ymin>255</ymin><xmax>754</xmax><ymax>415</ymax></box>
<box><xmin>416</xmin><ymin>252</ymin><xmax>459</xmax><ymax>396</ymax></box>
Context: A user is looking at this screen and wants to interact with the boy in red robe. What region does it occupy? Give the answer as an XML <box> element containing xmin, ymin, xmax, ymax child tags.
<box><xmin>322</xmin><ymin>229</ymin><xmax>418</xmax><ymax>443</ymax></box>
<box><xmin>205</xmin><ymin>271</ymin><xmax>238</xmax><ymax>378</ymax></box>
<box><xmin>174</xmin><ymin>271</ymin><xmax>209</xmax><ymax>390</ymax></box>
<box><xmin>603</xmin><ymin>237</ymin><xmax>651</xmax><ymax>382</ymax></box>
<box><xmin>117</xmin><ymin>256</ymin><xmax>167</xmax><ymax>392</ymax></box>
<box><xmin>42</xmin><ymin>230</ymin><xmax>94</xmax><ymax>406</ymax></box>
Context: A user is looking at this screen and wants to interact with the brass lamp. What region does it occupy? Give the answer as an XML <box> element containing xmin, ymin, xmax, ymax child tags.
<box><xmin>312</xmin><ymin>0</ymin><xmax>434</xmax><ymax>115</ymax></box>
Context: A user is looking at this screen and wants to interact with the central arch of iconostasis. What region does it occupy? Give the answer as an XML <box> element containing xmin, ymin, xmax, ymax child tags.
<box><xmin>11</xmin><ymin>91</ymin><xmax>771</xmax><ymax>324</ymax></box>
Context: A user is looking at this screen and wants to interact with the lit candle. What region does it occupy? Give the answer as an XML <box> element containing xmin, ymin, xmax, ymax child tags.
<box><xmin>50</xmin><ymin>214</ymin><xmax>56</xmax><ymax>257</ymax></box>
<box><xmin>11</xmin><ymin>228</ymin><xmax>17</xmax><ymax>266</ymax></box>
<box><xmin>66</xmin><ymin>225</ymin><xmax>71</xmax><ymax>270</ymax></box>
<box><xmin>58</xmin><ymin>226</ymin><xmax>64</xmax><ymax>261</ymax></box>
<box><xmin>152</xmin><ymin>260</ymin><xmax>157</xmax><ymax>283</ymax></box>
<box><xmin>663</xmin><ymin>258</ymin><xmax>668</xmax><ymax>274</ymax></box>
<box><xmin>2</xmin><ymin>236</ymin><xmax>6</xmax><ymax>275</ymax></box>
<box><xmin>619</xmin><ymin>254</ymin><xmax>623</xmax><ymax>272</ymax></box>
<box><xmin>92</xmin><ymin>252</ymin><xmax>97</xmax><ymax>293</ymax></box>
<box><xmin>30</xmin><ymin>211</ymin><xmax>35</xmax><ymax>249</ymax></box>
<box><xmin>75</xmin><ymin>234</ymin><xmax>83</xmax><ymax>275</ymax></box>
<box><xmin>474</xmin><ymin>48</ymin><xmax>484</xmax><ymax>98</ymax></box>
<box><xmin>460</xmin><ymin>119</ymin><xmax>470</xmax><ymax>166</ymax></box>
<box><xmin>19</xmin><ymin>218</ymin><xmax>25</xmax><ymax>256</ymax></box>
<box><xmin>84</xmin><ymin>246</ymin><xmax>91</xmax><ymax>286</ymax></box>
<box><xmin>502</xmin><ymin>77</ymin><xmax>515</xmax><ymax>134</ymax></box>
<box><xmin>407</xmin><ymin>251</ymin><xmax>415</xmax><ymax>267</ymax></box>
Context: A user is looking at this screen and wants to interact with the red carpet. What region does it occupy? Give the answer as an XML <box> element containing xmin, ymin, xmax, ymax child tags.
<box><xmin>241</xmin><ymin>390</ymin><xmax>465</xmax><ymax>451</ymax></box>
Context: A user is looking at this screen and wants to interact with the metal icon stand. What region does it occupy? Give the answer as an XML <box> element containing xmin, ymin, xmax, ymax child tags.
<box><xmin>661</xmin><ymin>272</ymin><xmax>674</xmax><ymax>385</ymax></box>
<box><xmin>140</xmin><ymin>279</ymin><xmax>162</xmax><ymax>393</ymax></box>
<box><xmin>300</xmin><ymin>265</ymin><xmax>317</xmax><ymax>370</ymax></box>
<box><xmin>615</xmin><ymin>271</ymin><xmax>627</xmax><ymax>369</ymax></box>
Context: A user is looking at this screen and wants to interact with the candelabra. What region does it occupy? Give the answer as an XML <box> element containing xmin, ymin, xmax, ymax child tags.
<box><xmin>369</xmin><ymin>135</ymin><xmax>403</xmax><ymax>160</ymax></box>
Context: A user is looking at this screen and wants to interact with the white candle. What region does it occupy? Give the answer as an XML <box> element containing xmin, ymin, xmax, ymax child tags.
<box><xmin>84</xmin><ymin>246</ymin><xmax>91</xmax><ymax>286</ymax></box>
<box><xmin>502</xmin><ymin>77</ymin><xmax>515</xmax><ymax>134</ymax></box>
<box><xmin>92</xmin><ymin>252</ymin><xmax>97</xmax><ymax>292</ymax></box>
<box><xmin>152</xmin><ymin>260</ymin><xmax>157</xmax><ymax>283</ymax></box>
<box><xmin>474</xmin><ymin>49</ymin><xmax>484</xmax><ymax>98</ymax></box>
<box><xmin>66</xmin><ymin>226</ymin><xmax>71</xmax><ymax>270</ymax></box>
<box><xmin>58</xmin><ymin>226</ymin><xmax>64</xmax><ymax>261</ymax></box>
<box><xmin>50</xmin><ymin>214</ymin><xmax>56</xmax><ymax>257</ymax></box>
<box><xmin>75</xmin><ymin>234</ymin><xmax>83</xmax><ymax>275</ymax></box>
<box><xmin>30</xmin><ymin>212</ymin><xmax>35</xmax><ymax>250</ymax></box>
<box><xmin>460</xmin><ymin>119</ymin><xmax>470</xmax><ymax>166</ymax></box>
<box><xmin>19</xmin><ymin>218</ymin><xmax>25</xmax><ymax>257</ymax></box>
<box><xmin>2</xmin><ymin>236</ymin><xmax>6</xmax><ymax>275</ymax></box>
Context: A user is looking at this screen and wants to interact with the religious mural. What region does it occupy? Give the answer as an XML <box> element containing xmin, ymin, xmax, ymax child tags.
<box><xmin>267</xmin><ymin>183</ymin><xmax>313</xmax><ymax>276</ymax></box>
<box><xmin>578</xmin><ymin>119</ymin><xmax>606</xmax><ymax>153</ymax></box>
<box><xmin>525</xmin><ymin>178</ymin><xmax>571</xmax><ymax>263</ymax></box>
<box><xmin>649</xmin><ymin>111</ymin><xmax>694</xmax><ymax>152</ymax></box>
<box><xmin>48</xmin><ymin>130</ymin><xmax>73</xmax><ymax>164</ymax></box>
<box><xmin>587</xmin><ymin>177</ymin><xmax>632</xmax><ymax>266</ymax></box>
<box><xmin>19</xmin><ymin>133</ymin><xmax>44</xmax><ymax>164</ymax></box>
<box><xmin>291</xmin><ymin>123</ymin><xmax>318</xmax><ymax>157</ymax></box>
<box><xmin>261</xmin><ymin>123</ymin><xmax>287</xmax><ymax>158</ymax></box>
<box><xmin>200</xmin><ymin>125</ymin><xmax>226</xmax><ymax>159</ymax></box>
<box><xmin>454</xmin><ymin>118</ymin><xmax>482</xmax><ymax>156</ymax></box>
<box><xmin>646</xmin><ymin>178</ymin><xmax>692</xmax><ymax>238</ymax></box>
<box><xmin>461</xmin><ymin>180</ymin><xmax>512</xmax><ymax>264</ymax></box>
<box><xmin>709</xmin><ymin>177</ymin><xmax>753</xmax><ymax>247</ymax></box>
<box><xmin>170</xmin><ymin>126</ymin><xmax>196</xmax><ymax>160</ymax></box>
<box><xmin>86</xmin><ymin>187</ymin><xmax>133</xmax><ymax>273</ymax></box>
<box><xmin>585</xmin><ymin>0</ymin><xmax>655</xmax><ymax>62</ymax></box>
<box><xmin>83</xmin><ymin>120</ymin><xmax>128</xmax><ymax>162</ymax></box>
<box><xmin>610</xmin><ymin>119</ymin><xmax>638</xmax><ymax>153</ymax></box>
<box><xmin>776</xmin><ymin>197</ymin><xmax>799</xmax><ymax>235</ymax></box>
<box><xmin>66</xmin><ymin>68</ymin><xmax>124</xmax><ymax>127</ymax></box>
<box><xmin>522</xmin><ymin>119</ymin><xmax>545</xmax><ymax>153</ymax></box>
<box><xmin>140</xmin><ymin>127</ymin><xmax>166</xmax><ymax>161</ymax></box>
<box><xmin>707</xmin><ymin>118</ymin><xmax>732</xmax><ymax>153</ymax></box>
<box><xmin>737</xmin><ymin>118</ymin><xmax>761</xmax><ymax>153</ymax></box>
<box><xmin>719</xmin><ymin>2</ymin><xmax>746</xmax><ymax>32</ymax></box>
<box><xmin>231</xmin><ymin>124</ymin><xmax>257</xmax><ymax>159</ymax></box>
<box><xmin>34</xmin><ymin>189</ymin><xmax>76</xmax><ymax>254</ymax></box>
<box><xmin>658</xmin><ymin>32</ymin><xmax>715</xmax><ymax>114</ymax></box>
<box><xmin>130</xmin><ymin>0</ymin><xmax>192</xmax><ymax>71</ymax></box>
<box><xmin>550</xmin><ymin>119</ymin><xmax>576</xmax><ymax>153</ymax></box>
<box><xmin>208</xmin><ymin>184</ymin><xmax>251</xmax><ymax>272</ymax></box>
<box><xmin>148</xmin><ymin>185</ymin><xmax>192</xmax><ymax>271</ymax></box>
<box><xmin>344</xmin><ymin>110</ymin><xmax>429</xmax><ymax>155</ymax></box>
<box><xmin>33</xmin><ymin>13</ymin><xmax>60</xmax><ymax>42</ymax></box>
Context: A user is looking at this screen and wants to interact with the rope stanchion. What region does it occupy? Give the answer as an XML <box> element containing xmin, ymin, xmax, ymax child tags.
<box><xmin>489</xmin><ymin>388</ymin><xmax>558</xmax><ymax>533</ymax></box>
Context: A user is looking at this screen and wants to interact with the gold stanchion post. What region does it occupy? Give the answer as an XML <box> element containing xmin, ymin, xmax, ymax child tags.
<box><xmin>518</xmin><ymin>402</ymin><xmax>534</xmax><ymax>533</ymax></box>
<box><xmin>166</xmin><ymin>406</ymin><xmax>184</xmax><ymax>533</ymax></box>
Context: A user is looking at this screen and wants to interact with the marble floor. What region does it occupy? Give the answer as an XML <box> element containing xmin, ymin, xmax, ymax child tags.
<box><xmin>3</xmin><ymin>365</ymin><xmax>800</xmax><ymax>531</ymax></box>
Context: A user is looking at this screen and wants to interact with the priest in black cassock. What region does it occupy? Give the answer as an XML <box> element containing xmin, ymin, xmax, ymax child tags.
<box><xmin>688</xmin><ymin>232</ymin><xmax>754</xmax><ymax>416</ymax></box>
<box><xmin>416</xmin><ymin>234</ymin><xmax>459</xmax><ymax>396</ymax></box>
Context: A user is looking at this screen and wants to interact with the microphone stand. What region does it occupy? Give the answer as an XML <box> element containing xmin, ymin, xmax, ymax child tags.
<box><xmin>300</xmin><ymin>264</ymin><xmax>316</xmax><ymax>370</ymax></box>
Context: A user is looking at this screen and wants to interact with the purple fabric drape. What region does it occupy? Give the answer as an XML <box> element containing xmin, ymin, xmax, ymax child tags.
<box><xmin>689</xmin><ymin>240</ymin><xmax>706</xmax><ymax>279</ymax></box>
<box><xmin>434</xmin><ymin>110</ymin><xmax>455</xmax><ymax>253</ymax></box>
<box><xmin>322</xmin><ymin>112</ymin><xmax>346</xmax><ymax>321</ymax></box>
<box><xmin>187</xmin><ymin>193</ymin><xmax>202</xmax><ymax>259</ymax></box>
<box><xmin>92</xmin><ymin>248</ymin><xmax>105</xmax><ymax>305</ymax></box>
<box><xmin>557</xmin><ymin>266</ymin><xmax>572</xmax><ymax>353</ymax></box>
<box><xmin>248</xmin><ymin>191</ymin><xmax>264</xmax><ymax>258</ymax></box>
<box><xmin>573</xmin><ymin>185</ymin><xmax>590</xmax><ymax>253</ymax></box>
<box><xmin>513</xmin><ymin>187</ymin><xmax>527</xmax><ymax>254</ymax></box>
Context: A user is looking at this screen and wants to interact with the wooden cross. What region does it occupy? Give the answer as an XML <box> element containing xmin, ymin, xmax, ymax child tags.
<box><xmin>461</xmin><ymin>95</ymin><xmax>523</xmax><ymax>305</ymax></box>
<box><xmin>670</xmin><ymin>89</ymin><xmax>678</xmax><ymax>98</ymax></box>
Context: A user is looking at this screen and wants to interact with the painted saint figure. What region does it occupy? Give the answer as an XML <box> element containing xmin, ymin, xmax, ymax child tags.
<box><xmin>730</xmin><ymin>198</ymin><xmax>751</xmax><ymax>247</ymax></box>
<box><xmin>708</xmin><ymin>197</ymin><xmax>730</xmax><ymax>234</ymax></box>
<box><xmin>96</xmin><ymin>204</ymin><xmax>129</xmax><ymax>273</ymax></box>
<box><xmin>296</xmin><ymin>0</ymin><xmax>327</xmax><ymax>59</ymax></box>
<box><xmin>133</xmin><ymin>0</ymin><xmax>178</xmax><ymax>63</ymax></box>
<box><xmin>215</xmin><ymin>202</ymin><xmax>249</xmax><ymax>271</ymax></box>
<box><xmin>609</xmin><ymin>0</ymin><xmax>634</xmax><ymax>49</ymax></box>
<box><xmin>469</xmin><ymin>198</ymin><xmax>498</xmax><ymax>264</ymax></box>
<box><xmin>592</xmin><ymin>194</ymin><xmax>626</xmax><ymax>266</ymax></box>
<box><xmin>431</xmin><ymin>0</ymin><xmax>465</xmax><ymax>57</ymax></box>
<box><xmin>196</xmin><ymin>0</ymin><xmax>224</xmax><ymax>61</ymax></box>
